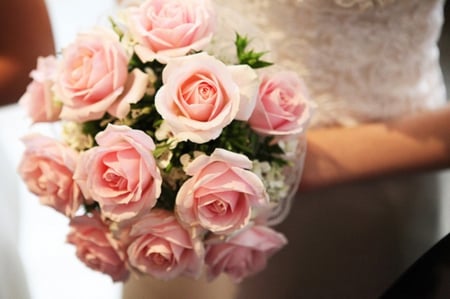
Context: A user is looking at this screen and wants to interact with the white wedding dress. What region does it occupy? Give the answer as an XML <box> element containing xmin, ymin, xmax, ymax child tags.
<box><xmin>1</xmin><ymin>0</ymin><xmax>448</xmax><ymax>298</ymax></box>
<box><xmin>215</xmin><ymin>0</ymin><xmax>447</xmax><ymax>127</ymax></box>
<box><xmin>0</xmin><ymin>1</ymin><xmax>122</xmax><ymax>299</ymax></box>
<box><xmin>210</xmin><ymin>0</ymin><xmax>449</xmax><ymax>298</ymax></box>
<box><xmin>123</xmin><ymin>0</ymin><xmax>449</xmax><ymax>298</ymax></box>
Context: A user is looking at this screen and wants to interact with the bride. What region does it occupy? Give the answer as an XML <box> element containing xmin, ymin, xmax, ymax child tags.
<box><xmin>1</xmin><ymin>0</ymin><xmax>449</xmax><ymax>298</ymax></box>
<box><xmin>122</xmin><ymin>0</ymin><xmax>450</xmax><ymax>298</ymax></box>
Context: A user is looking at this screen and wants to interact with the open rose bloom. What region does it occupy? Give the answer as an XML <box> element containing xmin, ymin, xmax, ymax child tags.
<box><xmin>126</xmin><ymin>0</ymin><xmax>216</xmax><ymax>63</ymax></box>
<box><xmin>67</xmin><ymin>212</ymin><xmax>130</xmax><ymax>282</ymax></box>
<box><xmin>17</xmin><ymin>0</ymin><xmax>314</xmax><ymax>284</ymax></box>
<box><xmin>19</xmin><ymin>56</ymin><xmax>61</xmax><ymax>123</ymax></box>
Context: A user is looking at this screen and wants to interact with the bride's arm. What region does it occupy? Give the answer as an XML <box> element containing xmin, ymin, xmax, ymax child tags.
<box><xmin>300</xmin><ymin>104</ymin><xmax>450</xmax><ymax>191</ymax></box>
<box><xmin>0</xmin><ymin>0</ymin><xmax>54</xmax><ymax>105</ymax></box>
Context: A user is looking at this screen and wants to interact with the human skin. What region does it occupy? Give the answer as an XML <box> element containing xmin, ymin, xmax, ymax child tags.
<box><xmin>0</xmin><ymin>0</ymin><xmax>55</xmax><ymax>105</ymax></box>
<box><xmin>300</xmin><ymin>104</ymin><xmax>450</xmax><ymax>192</ymax></box>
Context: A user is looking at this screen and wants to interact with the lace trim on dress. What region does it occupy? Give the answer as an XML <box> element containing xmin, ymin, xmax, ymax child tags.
<box><xmin>333</xmin><ymin>0</ymin><xmax>396</xmax><ymax>10</ymax></box>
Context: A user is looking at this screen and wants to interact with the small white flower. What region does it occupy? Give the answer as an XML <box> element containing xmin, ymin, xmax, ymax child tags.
<box><xmin>180</xmin><ymin>151</ymin><xmax>206</xmax><ymax>173</ymax></box>
<box><xmin>157</xmin><ymin>150</ymin><xmax>173</xmax><ymax>169</ymax></box>
<box><xmin>144</xmin><ymin>67</ymin><xmax>158</xmax><ymax>96</ymax></box>
<box><xmin>163</xmin><ymin>167</ymin><xmax>188</xmax><ymax>190</ymax></box>
<box><xmin>180</xmin><ymin>154</ymin><xmax>192</xmax><ymax>172</ymax></box>
<box><xmin>252</xmin><ymin>160</ymin><xmax>288</xmax><ymax>203</ymax></box>
<box><xmin>155</xmin><ymin>120</ymin><xmax>172</xmax><ymax>141</ymax></box>
<box><xmin>278</xmin><ymin>138</ymin><xmax>300</xmax><ymax>158</ymax></box>
<box><xmin>61</xmin><ymin>122</ymin><xmax>94</xmax><ymax>151</ymax></box>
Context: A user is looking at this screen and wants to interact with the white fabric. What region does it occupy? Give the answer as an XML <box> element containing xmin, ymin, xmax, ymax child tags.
<box><xmin>0</xmin><ymin>108</ymin><xmax>122</xmax><ymax>299</ymax></box>
<box><xmin>211</xmin><ymin>0</ymin><xmax>450</xmax><ymax>298</ymax></box>
<box><xmin>214</xmin><ymin>0</ymin><xmax>447</xmax><ymax>126</ymax></box>
<box><xmin>213</xmin><ymin>0</ymin><xmax>449</xmax><ymax>227</ymax></box>
<box><xmin>0</xmin><ymin>1</ymin><xmax>122</xmax><ymax>299</ymax></box>
<box><xmin>0</xmin><ymin>105</ymin><xmax>30</xmax><ymax>299</ymax></box>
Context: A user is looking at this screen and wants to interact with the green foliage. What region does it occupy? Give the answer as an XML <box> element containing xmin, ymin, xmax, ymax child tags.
<box><xmin>161</xmin><ymin>120</ymin><xmax>287</xmax><ymax>171</ymax></box>
<box><xmin>77</xmin><ymin>32</ymin><xmax>287</xmax><ymax>212</ymax></box>
<box><xmin>81</xmin><ymin>119</ymin><xmax>104</xmax><ymax>146</ymax></box>
<box><xmin>235</xmin><ymin>33</ymin><xmax>273</xmax><ymax>68</ymax></box>
<box><xmin>155</xmin><ymin>181</ymin><xmax>177</xmax><ymax>211</ymax></box>
<box><xmin>83</xmin><ymin>201</ymin><xmax>100</xmax><ymax>214</ymax></box>
<box><xmin>153</xmin><ymin>120</ymin><xmax>288</xmax><ymax>210</ymax></box>
<box><xmin>109</xmin><ymin>17</ymin><xmax>124</xmax><ymax>41</ymax></box>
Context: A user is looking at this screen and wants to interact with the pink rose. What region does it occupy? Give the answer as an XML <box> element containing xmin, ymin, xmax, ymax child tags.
<box><xmin>55</xmin><ymin>29</ymin><xmax>147</xmax><ymax>122</ymax></box>
<box><xmin>205</xmin><ymin>225</ymin><xmax>287</xmax><ymax>282</ymax></box>
<box><xmin>67</xmin><ymin>212</ymin><xmax>130</xmax><ymax>282</ymax></box>
<box><xmin>127</xmin><ymin>209</ymin><xmax>204</xmax><ymax>280</ymax></box>
<box><xmin>19</xmin><ymin>56</ymin><xmax>61</xmax><ymax>122</ymax></box>
<box><xmin>155</xmin><ymin>52</ymin><xmax>258</xmax><ymax>143</ymax></box>
<box><xmin>74</xmin><ymin>124</ymin><xmax>162</xmax><ymax>222</ymax></box>
<box><xmin>18</xmin><ymin>134</ymin><xmax>82</xmax><ymax>217</ymax></box>
<box><xmin>175</xmin><ymin>149</ymin><xmax>269</xmax><ymax>235</ymax></box>
<box><xmin>127</xmin><ymin>0</ymin><xmax>215</xmax><ymax>63</ymax></box>
<box><xmin>249</xmin><ymin>71</ymin><xmax>313</xmax><ymax>136</ymax></box>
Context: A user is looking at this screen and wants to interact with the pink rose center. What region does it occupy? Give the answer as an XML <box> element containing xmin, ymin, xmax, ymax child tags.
<box><xmin>155</xmin><ymin>3</ymin><xmax>185</xmax><ymax>25</ymax></box>
<box><xmin>98</xmin><ymin>149</ymin><xmax>142</xmax><ymax>193</ymax></box>
<box><xmin>143</xmin><ymin>0</ymin><xmax>185</xmax><ymax>28</ymax></box>
<box><xmin>150</xmin><ymin>252</ymin><xmax>171</xmax><ymax>266</ymax></box>
<box><xmin>70</xmin><ymin>49</ymin><xmax>93</xmax><ymax>84</ymax></box>
<box><xmin>178</xmin><ymin>73</ymin><xmax>223</xmax><ymax>122</ymax></box>
<box><xmin>103</xmin><ymin>170</ymin><xmax>127</xmax><ymax>190</ymax></box>
<box><xmin>209</xmin><ymin>200</ymin><xmax>228</xmax><ymax>215</ymax></box>
<box><xmin>198</xmin><ymin>82</ymin><xmax>215</xmax><ymax>100</ymax></box>
<box><xmin>280</xmin><ymin>90</ymin><xmax>304</xmax><ymax>115</ymax></box>
<box><xmin>198</xmin><ymin>191</ymin><xmax>241</xmax><ymax>219</ymax></box>
<box><xmin>278</xmin><ymin>91</ymin><xmax>292</xmax><ymax>110</ymax></box>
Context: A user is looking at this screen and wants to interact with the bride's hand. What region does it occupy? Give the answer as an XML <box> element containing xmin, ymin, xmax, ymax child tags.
<box><xmin>300</xmin><ymin>104</ymin><xmax>450</xmax><ymax>191</ymax></box>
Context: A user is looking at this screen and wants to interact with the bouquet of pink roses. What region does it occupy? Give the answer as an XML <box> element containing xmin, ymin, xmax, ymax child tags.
<box><xmin>17</xmin><ymin>0</ymin><xmax>313</xmax><ymax>283</ymax></box>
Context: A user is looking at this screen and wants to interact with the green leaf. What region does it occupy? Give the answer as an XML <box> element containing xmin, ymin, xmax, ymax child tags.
<box><xmin>235</xmin><ymin>33</ymin><xmax>273</xmax><ymax>69</ymax></box>
<box><xmin>109</xmin><ymin>17</ymin><xmax>124</xmax><ymax>41</ymax></box>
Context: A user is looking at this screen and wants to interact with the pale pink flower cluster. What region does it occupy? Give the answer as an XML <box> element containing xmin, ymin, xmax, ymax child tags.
<box><xmin>17</xmin><ymin>0</ymin><xmax>314</xmax><ymax>284</ymax></box>
<box><xmin>19</xmin><ymin>56</ymin><xmax>61</xmax><ymax>123</ymax></box>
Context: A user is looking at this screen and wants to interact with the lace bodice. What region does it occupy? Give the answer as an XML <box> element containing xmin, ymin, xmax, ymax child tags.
<box><xmin>214</xmin><ymin>0</ymin><xmax>447</xmax><ymax>126</ymax></box>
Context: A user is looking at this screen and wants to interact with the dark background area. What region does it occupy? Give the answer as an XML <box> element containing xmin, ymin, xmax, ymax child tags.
<box><xmin>439</xmin><ymin>1</ymin><xmax>450</xmax><ymax>89</ymax></box>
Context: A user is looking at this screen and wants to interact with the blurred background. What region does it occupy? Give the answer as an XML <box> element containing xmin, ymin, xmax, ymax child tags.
<box><xmin>440</xmin><ymin>2</ymin><xmax>450</xmax><ymax>89</ymax></box>
<box><xmin>438</xmin><ymin>1</ymin><xmax>449</xmax><ymax>237</ymax></box>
